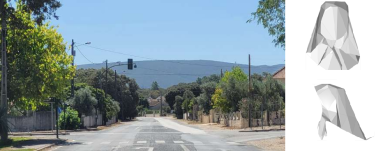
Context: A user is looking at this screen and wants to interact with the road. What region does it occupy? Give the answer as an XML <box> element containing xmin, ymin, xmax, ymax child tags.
<box><xmin>53</xmin><ymin>117</ymin><xmax>284</xmax><ymax>151</ymax></box>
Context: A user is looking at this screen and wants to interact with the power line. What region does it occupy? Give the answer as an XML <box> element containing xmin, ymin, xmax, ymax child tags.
<box><xmin>85</xmin><ymin>45</ymin><xmax>258</xmax><ymax>68</ymax></box>
<box><xmin>121</xmin><ymin>73</ymin><xmax>209</xmax><ymax>76</ymax></box>
<box><xmin>75</xmin><ymin>46</ymin><xmax>95</xmax><ymax>64</ymax></box>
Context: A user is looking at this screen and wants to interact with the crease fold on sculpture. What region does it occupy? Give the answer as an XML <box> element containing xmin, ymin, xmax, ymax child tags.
<box><xmin>307</xmin><ymin>1</ymin><xmax>360</xmax><ymax>70</ymax></box>
<box><xmin>315</xmin><ymin>84</ymin><xmax>367</xmax><ymax>140</ymax></box>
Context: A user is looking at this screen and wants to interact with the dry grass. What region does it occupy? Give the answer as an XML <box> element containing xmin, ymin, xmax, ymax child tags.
<box><xmin>247</xmin><ymin>137</ymin><xmax>285</xmax><ymax>151</ymax></box>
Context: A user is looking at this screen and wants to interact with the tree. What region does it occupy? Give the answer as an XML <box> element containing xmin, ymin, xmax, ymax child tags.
<box><xmin>248</xmin><ymin>0</ymin><xmax>285</xmax><ymax>49</ymax></box>
<box><xmin>212</xmin><ymin>88</ymin><xmax>229</xmax><ymax>113</ymax></box>
<box><xmin>151</xmin><ymin>81</ymin><xmax>159</xmax><ymax>90</ymax></box>
<box><xmin>0</xmin><ymin>0</ymin><xmax>64</xmax><ymax>142</ymax></box>
<box><xmin>164</xmin><ymin>83</ymin><xmax>201</xmax><ymax>109</ymax></box>
<box><xmin>174</xmin><ymin>96</ymin><xmax>184</xmax><ymax>119</ymax></box>
<box><xmin>59</xmin><ymin>107</ymin><xmax>80</xmax><ymax>130</ymax></box>
<box><xmin>75</xmin><ymin>68</ymin><xmax>140</xmax><ymax>120</ymax></box>
<box><xmin>182</xmin><ymin>90</ymin><xmax>194</xmax><ymax>113</ymax></box>
<box><xmin>139</xmin><ymin>96</ymin><xmax>149</xmax><ymax>109</ymax></box>
<box><xmin>215</xmin><ymin>66</ymin><xmax>248</xmax><ymax>112</ymax></box>
<box><xmin>5</xmin><ymin>3</ymin><xmax>74</xmax><ymax>109</ymax></box>
<box><xmin>68</xmin><ymin>88</ymin><xmax>97</xmax><ymax>117</ymax></box>
<box><xmin>199</xmin><ymin>82</ymin><xmax>217</xmax><ymax>114</ymax></box>
<box><xmin>220</xmin><ymin>76</ymin><xmax>248</xmax><ymax>112</ymax></box>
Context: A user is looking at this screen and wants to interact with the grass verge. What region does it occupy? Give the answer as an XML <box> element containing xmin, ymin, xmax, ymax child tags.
<box><xmin>0</xmin><ymin>137</ymin><xmax>33</xmax><ymax>150</ymax></box>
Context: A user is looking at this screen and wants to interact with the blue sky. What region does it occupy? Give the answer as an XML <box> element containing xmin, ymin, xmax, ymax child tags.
<box><xmin>49</xmin><ymin>0</ymin><xmax>284</xmax><ymax>66</ymax></box>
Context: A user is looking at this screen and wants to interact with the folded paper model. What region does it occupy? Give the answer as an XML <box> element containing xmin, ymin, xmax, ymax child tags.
<box><xmin>315</xmin><ymin>84</ymin><xmax>367</xmax><ymax>140</ymax></box>
<box><xmin>307</xmin><ymin>1</ymin><xmax>360</xmax><ymax>70</ymax></box>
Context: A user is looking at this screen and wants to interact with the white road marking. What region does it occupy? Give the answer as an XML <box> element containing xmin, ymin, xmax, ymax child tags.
<box><xmin>135</xmin><ymin>127</ymin><xmax>140</xmax><ymax>130</ymax></box>
<box><xmin>180</xmin><ymin>144</ymin><xmax>190</xmax><ymax>151</ymax></box>
<box><xmin>155</xmin><ymin>140</ymin><xmax>165</xmax><ymax>144</ymax></box>
<box><xmin>52</xmin><ymin>146</ymin><xmax>63</xmax><ymax>150</ymax></box>
<box><xmin>101</xmin><ymin>142</ymin><xmax>111</xmax><ymax>144</ymax></box>
<box><xmin>119</xmin><ymin>141</ymin><xmax>129</xmax><ymax>144</ymax></box>
<box><xmin>82</xmin><ymin>142</ymin><xmax>93</xmax><ymax>145</ymax></box>
<box><xmin>137</xmin><ymin>141</ymin><xmax>147</xmax><ymax>144</ymax></box>
<box><xmin>227</xmin><ymin>142</ymin><xmax>239</xmax><ymax>145</ymax></box>
<box><xmin>218</xmin><ymin>149</ymin><xmax>227</xmax><ymax>151</ymax></box>
<box><xmin>135</xmin><ymin>147</ymin><xmax>154</xmax><ymax>151</ymax></box>
<box><xmin>154</xmin><ymin>118</ymin><xmax>206</xmax><ymax>134</ymax></box>
<box><xmin>192</xmin><ymin>141</ymin><xmax>203</xmax><ymax>145</ymax></box>
<box><xmin>112</xmin><ymin>145</ymin><xmax>121</xmax><ymax>151</ymax></box>
<box><xmin>173</xmin><ymin>141</ymin><xmax>184</xmax><ymax>144</ymax></box>
<box><xmin>234</xmin><ymin>136</ymin><xmax>284</xmax><ymax>142</ymax></box>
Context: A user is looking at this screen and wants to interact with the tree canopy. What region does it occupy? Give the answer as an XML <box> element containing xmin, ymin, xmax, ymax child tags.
<box><xmin>151</xmin><ymin>81</ymin><xmax>159</xmax><ymax>90</ymax></box>
<box><xmin>4</xmin><ymin>3</ymin><xmax>74</xmax><ymax>110</ymax></box>
<box><xmin>248</xmin><ymin>0</ymin><xmax>285</xmax><ymax>49</ymax></box>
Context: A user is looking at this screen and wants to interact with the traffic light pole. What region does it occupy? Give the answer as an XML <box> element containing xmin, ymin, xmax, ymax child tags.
<box><xmin>71</xmin><ymin>39</ymin><xmax>75</xmax><ymax>98</ymax></box>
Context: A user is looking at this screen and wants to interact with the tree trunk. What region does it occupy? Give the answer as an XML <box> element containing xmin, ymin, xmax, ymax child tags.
<box><xmin>267</xmin><ymin>110</ymin><xmax>270</xmax><ymax>126</ymax></box>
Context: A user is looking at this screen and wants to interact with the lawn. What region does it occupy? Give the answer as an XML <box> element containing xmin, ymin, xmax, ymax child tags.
<box><xmin>0</xmin><ymin>137</ymin><xmax>33</xmax><ymax>151</ymax></box>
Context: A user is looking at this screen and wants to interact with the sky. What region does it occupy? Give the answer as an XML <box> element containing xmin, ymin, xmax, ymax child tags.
<box><xmin>49</xmin><ymin>0</ymin><xmax>285</xmax><ymax>66</ymax></box>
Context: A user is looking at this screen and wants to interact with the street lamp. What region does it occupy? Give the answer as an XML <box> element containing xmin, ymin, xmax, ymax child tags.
<box><xmin>71</xmin><ymin>40</ymin><xmax>91</xmax><ymax>98</ymax></box>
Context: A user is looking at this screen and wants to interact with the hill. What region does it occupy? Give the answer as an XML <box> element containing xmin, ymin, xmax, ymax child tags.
<box><xmin>77</xmin><ymin>60</ymin><xmax>284</xmax><ymax>88</ymax></box>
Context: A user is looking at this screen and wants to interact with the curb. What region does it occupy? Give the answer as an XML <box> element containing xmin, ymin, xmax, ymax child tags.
<box><xmin>239</xmin><ymin>129</ymin><xmax>285</xmax><ymax>132</ymax></box>
<box><xmin>36</xmin><ymin>139</ymin><xmax>67</xmax><ymax>151</ymax></box>
<box><xmin>11</xmin><ymin>132</ymin><xmax>70</xmax><ymax>136</ymax></box>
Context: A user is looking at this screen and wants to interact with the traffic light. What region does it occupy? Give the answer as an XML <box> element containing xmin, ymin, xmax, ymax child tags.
<box><xmin>128</xmin><ymin>59</ymin><xmax>133</xmax><ymax>70</ymax></box>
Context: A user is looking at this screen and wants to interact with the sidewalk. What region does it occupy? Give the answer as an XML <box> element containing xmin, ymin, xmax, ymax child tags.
<box><xmin>172</xmin><ymin>117</ymin><xmax>285</xmax><ymax>132</ymax></box>
<box><xmin>9</xmin><ymin>121</ymin><xmax>127</xmax><ymax>136</ymax></box>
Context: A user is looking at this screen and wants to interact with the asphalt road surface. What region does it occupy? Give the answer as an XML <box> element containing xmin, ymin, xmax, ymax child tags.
<box><xmin>52</xmin><ymin>117</ymin><xmax>284</xmax><ymax>151</ymax></box>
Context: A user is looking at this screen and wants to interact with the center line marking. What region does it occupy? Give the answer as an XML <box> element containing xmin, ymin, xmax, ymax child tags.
<box><xmin>174</xmin><ymin>141</ymin><xmax>184</xmax><ymax>144</ymax></box>
<box><xmin>155</xmin><ymin>140</ymin><xmax>165</xmax><ymax>144</ymax></box>
<box><xmin>180</xmin><ymin>144</ymin><xmax>190</xmax><ymax>151</ymax></box>
<box><xmin>137</xmin><ymin>141</ymin><xmax>147</xmax><ymax>144</ymax></box>
<box><xmin>101</xmin><ymin>142</ymin><xmax>111</xmax><ymax>144</ymax></box>
<box><xmin>227</xmin><ymin>142</ymin><xmax>239</xmax><ymax>145</ymax></box>
<box><xmin>119</xmin><ymin>141</ymin><xmax>129</xmax><ymax>144</ymax></box>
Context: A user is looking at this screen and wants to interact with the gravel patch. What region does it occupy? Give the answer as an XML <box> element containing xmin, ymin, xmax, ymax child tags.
<box><xmin>247</xmin><ymin>137</ymin><xmax>285</xmax><ymax>151</ymax></box>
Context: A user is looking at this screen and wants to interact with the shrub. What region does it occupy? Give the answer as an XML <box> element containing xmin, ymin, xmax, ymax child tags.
<box><xmin>59</xmin><ymin>107</ymin><xmax>81</xmax><ymax>130</ymax></box>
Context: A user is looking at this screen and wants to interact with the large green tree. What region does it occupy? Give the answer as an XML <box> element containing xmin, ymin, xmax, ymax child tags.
<box><xmin>75</xmin><ymin>68</ymin><xmax>140</xmax><ymax>120</ymax></box>
<box><xmin>1</xmin><ymin>0</ymin><xmax>64</xmax><ymax>141</ymax></box>
<box><xmin>151</xmin><ymin>81</ymin><xmax>159</xmax><ymax>90</ymax></box>
<box><xmin>68</xmin><ymin>88</ymin><xmax>97</xmax><ymax>117</ymax></box>
<box><xmin>198</xmin><ymin>81</ymin><xmax>217</xmax><ymax>114</ymax></box>
<box><xmin>213</xmin><ymin>66</ymin><xmax>248</xmax><ymax>112</ymax></box>
<box><xmin>5</xmin><ymin>3</ymin><xmax>74</xmax><ymax>110</ymax></box>
<box><xmin>248</xmin><ymin>0</ymin><xmax>285</xmax><ymax>49</ymax></box>
<box><xmin>174</xmin><ymin>96</ymin><xmax>184</xmax><ymax>119</ymax></box>
<box><xmin>164</xmin><ymin>83</ymin><xmax>201</xmax><ymax>109</ymax></box>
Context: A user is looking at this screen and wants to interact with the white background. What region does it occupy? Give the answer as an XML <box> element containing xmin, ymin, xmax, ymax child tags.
<box><xmin>286</xmin><ymin>0</ymin><xmax>390</xmax><ymax>150</ymax></box>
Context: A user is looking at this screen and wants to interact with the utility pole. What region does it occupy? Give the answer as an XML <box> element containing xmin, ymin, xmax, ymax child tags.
<box><xmin>71</xmin><ymin>39</ymin><xmax>75</xmax><ymax>98</ymax></box>
<box><xmin>248</xmin><ymin>54</ymin><xmax>252</xmax><ymax>129</ymax></box>
<box><xmin>220</xmin><ymin>69</ymin><xmax>223</xmax><ymax>79</ymax></box>
<box><xmin>160</xmin><ymin>90</ymin><xmax>162</xmax><ymax>116</ymax></box>
<box><xmin>104</xmin><ymin>60</ymin><xmax>108</xmax><ymax>125</ymax></box>
<box><xmin>114</xmin><ymin>70</ymin><xmax>117</xmax><ymax>121</ymax></box>
<box><xmin>0</xmin><ymin>0</ymin><xmax>8</xmax><ymax>141</ymax></box>
<box><xmin>95</xmin><ymin>87</ymin><xmax>98</xmax><ymax>127</ymax></box>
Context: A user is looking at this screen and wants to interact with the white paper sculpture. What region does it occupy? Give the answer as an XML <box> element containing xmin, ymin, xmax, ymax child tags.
<box><xmin>307</xmin><ymin>2</ymin><xmax>360</xmax><ymax>70</ymax></box>
<box><xmin>315</xmin><ymin>84</ymin><xmax>366</xmax><ymax>140</ymax></box>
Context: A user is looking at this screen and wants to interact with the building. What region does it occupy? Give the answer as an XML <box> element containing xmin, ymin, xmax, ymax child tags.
<box><xmin>273</xmin><ymin>66</ymin><xmax>285</xmax><ymax>84</ymax></box>
<box><xmin>148</xmin><ymin>96</ymin><xmax>169</xmax><ymax>110</ymax></box>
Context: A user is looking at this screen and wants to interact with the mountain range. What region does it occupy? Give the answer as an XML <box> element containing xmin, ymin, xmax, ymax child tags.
<box><xmin>77</xmin><ymin>60</ymin><xmax>284</xmax><ymax>88</ymax></box>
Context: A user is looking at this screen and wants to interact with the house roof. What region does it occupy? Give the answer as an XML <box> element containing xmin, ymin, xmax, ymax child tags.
<box><xmin>273</xmin><ymin>66</ymin><xmax>285</xmax><ymax>79</ymax></box>
<box><xmin>148</xmin><ymin>96</ymin><xmax>168</xmax><ymax>107</ymax></box>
